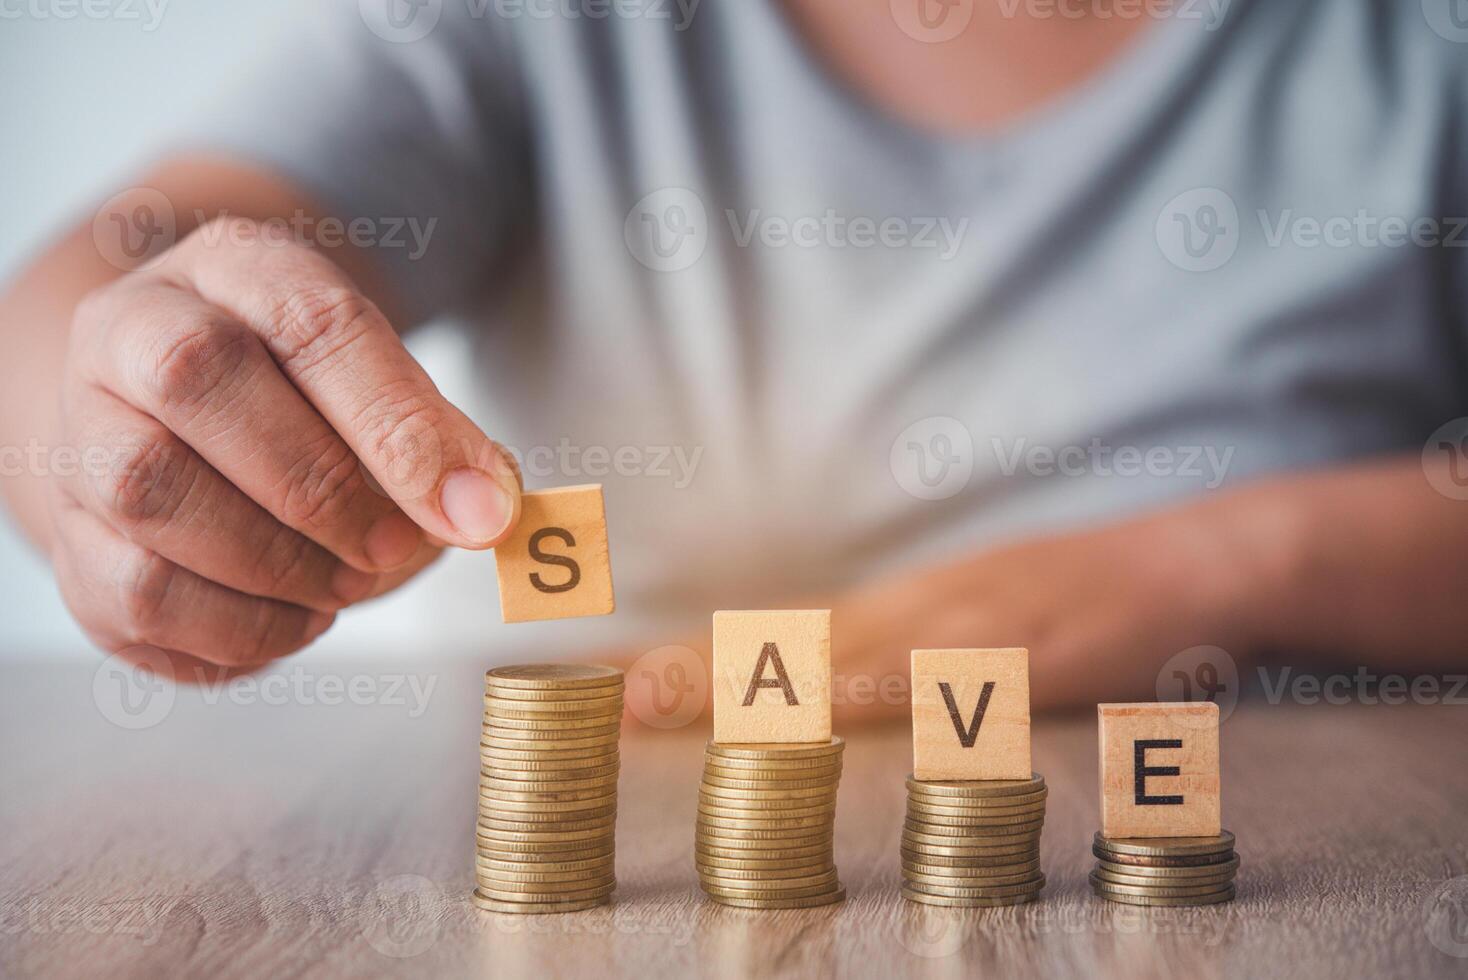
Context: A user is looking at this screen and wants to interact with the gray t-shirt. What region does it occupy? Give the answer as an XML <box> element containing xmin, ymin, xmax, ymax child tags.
<box><xmin>190</xmin><ymin>0</ymin><xmax>1468</xmax><ymax>641</ymax></box>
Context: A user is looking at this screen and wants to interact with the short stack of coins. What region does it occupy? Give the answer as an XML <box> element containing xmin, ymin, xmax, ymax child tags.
<box><xmin>694</xmin><ymin>738</ymin><xmax>847</xmax><ymax>909</ymax></box>
<box><xmin>1089</xmin><ymin>831</ymin><xmax>1239</xmax><ymax>907</ymax></box>
<box><xmin>900</xmin><ymin>773</ymin><xmax>1048</xmax><ymax>907</ymax></box>
<box><xmin>473</xmin><ymin>664</ymin><xmax>624</xmax><ymax>914</ymax></box>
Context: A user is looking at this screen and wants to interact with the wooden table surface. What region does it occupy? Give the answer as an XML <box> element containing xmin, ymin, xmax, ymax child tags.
<box><xmin>3</xmin><ymin>660</ymin><xmax>1467</xmax><ymax>980</ymax></box>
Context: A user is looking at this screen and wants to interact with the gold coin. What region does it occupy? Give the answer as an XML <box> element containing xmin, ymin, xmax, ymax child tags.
<box><xmin>701</xmin><ymin>877</ymin><xmax>841</xmax><ymax>900</ymax></box>
<box><xmin>477</xmin><ymin>800</ymin><xmax>616</xmax><ymax>821</ymax></box>
<box><xmin>696</xmin><ymin>840</ymin><xmax>833</xmax><ymax>860</ymax></box>
<box><xmin>476</xmin><ymin>854</ymin><xmax>615</xmax><ymax>874</ymax></box>
<box><xmin>1094</xmin><ymin>855</ymin><xmax>1240</xmax><ymax>879</ymax></box>
<box><xmin>904</xmin><ymin>807</ymin><xmax>1046</xmax><ymax>828</ymax></box>
<box><xmin>1088</xmin><ymin>871</ymin><xmax>1235</xmax><ymax>899</ymax></box>
<box><xmin>698</xmin><ymin>782</ymin><xmax>838</xmax><ymax>801</ymax></box>
<box><xmin>484</xmin><ymin>762</ymin><xmax>620</xmax><ymax>783</ymax></box>
<box><xmin>476</xmin><ymin>881</ymin><xmax>616</xmax><ymax>903</ymax></box>
<box><xmin>903</xmin><ymin>866</ymin><xmax>1042</xmax><ymax>888</ymax></box>
<box><xmin>903</xmin><ymin>856</ymin><xmax>1041</xmax><ymax>878</ymax></box>
<box><xmin>478</xmin><ymin>795</ymin><xmax>617</xmax><ymax>815</ymax></box>
<box><xmin>1091</xmin><ymin>884</ymin><xmax>1236</xmax><ymax>907</ymax></box>
<box><xmin>476</xmin><ymin>824</ymin><xmax>615</xmax><ymax>845</ymax></box>
<box><xmin>1093</xmin><ymin>831</ymin><xmax>1235</xmax><ymax>858</ymax></box>
<box><xmin>903</xmin><ymin>818</ymin><xmax>1044</xmax><ymax>839</ymax></box>
<box><xmin>695</xmin><ymin>823</ymin><xmax>833</xmax><ymax>843</ymax></box>
<box><xmin>900</xmin><ymin>839</ymin><xmax>1037</xmax><ymax>858</ymax></box>
<box><xmin>705</xmin><ymin>738</ymin><xmax>844</xmax><ymax>760</ymax></box>
<box><xmin>477</xmin><ymin>841</ymin><xmax>614</xmax><ymax>860</ymax></box>
<box><xmin>477</xmin><ymin>812</ymin><xmax>616</xmax><ymax>833</ymax></box>
<box><xmin>485</xmin><ymin>664</ymin><xmax>624</xmax><ymax>690</ymax></box>
<box><xmin>901</xmin><ymin>886</ymin><xmax>1038</xmax><ymax>908</ymax></box>
<box><xmin>481</xmin><ymin>681</ymin><xmax>625</xmax><ymax>701</ymax></box>
<box><xmin>706</xmin><ymin>887</ymin><xmax>846</xmax><ymax>910</ymax></box>
<box><xmin>906</xmin><ymin>797</ymin><xmax>1047</xmax><ymax>818</ymax></box>
<box><xmin>696</xmin><ymin>813</ymin><xmax>834</xmax><ymax>832</ymax></box>
<box><xmin>476</xmin><ymin>869</ymin><xmax>617</xmax><ymax>892</ymax></box>
<box><xmin>698</xmin><ymin>792</ymin><xmax>838</xmax><ymax>812</ymax></box>
<box><xmin>905</xmin><ymin>774</ymin><xmax>1045</xmax><ymax>798</ymax></box>
<box><xmin>701</xmin><ymin>772</ymin><xmax>840</xmax><ymax>791</ymax></box>
<box><xmin>701</xmin><ymin>753</ymin><xmax>846</xmax><ymax>772</ymax></box>
<box><xmin>484</xmin><ymin>713</ymin><xmax>623</xmax><ymax>732</ymax></box>
<box><xmin>484</xmin><ymin>729</ymin><xmax>621</xmax><ymax>748</ymax></box>
<box><xmin>703</xmin><ymin>759</ymin><xmax>842</xmax><ymax>778</ymax></box>
<box><xmin>695</xmin><ymin>855</ymin><xmax>834</xmax><ymax>875</ymax></box>
<box><xmin>481</xmin><ymin>753</ymin><xmax>619</xmax><ymax>772</ymax></box>
<box><xmin>698</xmin><ymin>800</ymin><xmax>836</xmax><ymax>820</ymax></box>
<box><xmin>1091</xmin><ymin>846</ymin><xmax>1234</xmax><ymax>868</ymax></box>
<box><xmin>484</xmin><ymin>693</ymin><xmax>625</xmax><ymax>713</ymax></box>
<box><xmin>470</xmin><ymin>889</ymin><xmax>610</xmax><ymax>914</ymax></box>
<box><xmin>902</xmin><ymin>875</ymin><xmax>1045</xmax><ymax>899</ymax></box>
<box><xmin>481</xmin><ymin>773</ymin><xmax>621</xmax><ymax>793</ymax></box>
<box><xmin>1094</xmin><ymin>866</ymin><xmax>1236</xmax><ymax>889</ymax></box>
<box><xmin>902</xmin><ymin>830</ymin><xmax>1041</xmax><ymax>851</ymax></box>
<box><xmin>479</xmin><ymin>782</ymin><xmax>619</xmax><ymax>802</ymax></box>
<box><xmin>907</xmin><ymin>786</ymin><xmax>1049</xmax><ymax>809</ymax></box>
<box><xmin>900</xmin><ymin>847</ymin><xmax>1039</xmax><ymax>869</ymax></box>
<box><xmin>481</xmin><ymin>742</ymin><xmax>620</xmax><ymax>762</ymax></box>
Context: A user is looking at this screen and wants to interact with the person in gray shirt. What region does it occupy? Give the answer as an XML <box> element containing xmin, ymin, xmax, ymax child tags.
<box><xmin>2</xmin><ymin>0</ymin><xmax>1466</xmax><ymax>717</ymax></box>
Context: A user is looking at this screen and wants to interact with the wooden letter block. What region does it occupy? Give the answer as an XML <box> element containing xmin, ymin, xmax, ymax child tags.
<box><xmin>712</xmin><ymin>610</ymin><xmax>831</xmax><ymax>743</ymax></box>
<box><xmin>494</xmin><ymin>485</ymin><xmax>615</xmax><ymax>624</ymax></box>
<box><xmin>911</xmin><ymin>648</ymin><xmax>1031</xmax><ymax>781</ymax></box>
<box><xmin>1098</xmin><ymin>702</ymin><xmax>1220</xmax><ymax>838</ymax></box>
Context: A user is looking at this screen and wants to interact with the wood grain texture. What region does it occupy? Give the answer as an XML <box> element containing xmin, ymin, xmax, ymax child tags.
<box><xmin>3</xmin><ymin>660</ymin><xmax>1468</xmax><ymax>980</ymax></box>
<box><xmin>1098</xmin><ymin>703</ymin><xmax>1220</xmax><ymax>838</ymax></box>
<box><xmin>712</xmin><ymin>611</ymin><xmax>831</xmax><ymax>743</ymax></box>
<box><xmin>494</xmin><ymin>485</ymin><xmax>614</xmax><ymax>623</ymax></box>
<box><xmin>911</xmin><ymin>648</ymin><xmax>1030</xmax><ymax>781</ymax></box>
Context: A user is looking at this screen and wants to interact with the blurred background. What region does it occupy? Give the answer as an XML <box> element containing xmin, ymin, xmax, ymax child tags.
<box><xmin>0</xmin><ymin>1</ymin><xmax>479</xmax><ymax>659</ymax></box>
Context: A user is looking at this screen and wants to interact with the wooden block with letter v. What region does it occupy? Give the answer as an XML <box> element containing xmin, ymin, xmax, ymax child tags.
<box><xmin>1098</xmin><ymin>702</ymin><xmax>1220</xmax><ymax>838</ymax></box>
<box><xmin>712</xmin><ymin>610</ymin><xmax>831</xmax><ymax>743</ymax></box>
<box><xmin>911</xmin><ymin>648</ymin><xmax>1031</xmax><ymax>781</ymax></box>
<box><xmin>494</xmin><ymin>484</ymin><xmax>615</xmax><ymax>624</ymax></box>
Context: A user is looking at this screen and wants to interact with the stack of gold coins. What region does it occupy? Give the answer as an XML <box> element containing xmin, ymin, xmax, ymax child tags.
<box><xmin>694</xmin><ymin>739</ymin><xmax>847</xmax><ymax>909</ymax></box>
<box><xmin>900</xmin><ymin>773</ymin><xmax>1048</xmax><ymax>907</ymax></box>
<box><xmin>473</xmin><ymin>664</ymin><xmax>624</xmax><ymax>914</ymax></box>
<box><xmin>1089</xmin><ymin>831</ymin><xmax>1238</xmax><ymax>906</ymax></box>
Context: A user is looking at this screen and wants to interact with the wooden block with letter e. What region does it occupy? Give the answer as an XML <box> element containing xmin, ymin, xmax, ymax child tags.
<box><xmin>494</xmin><ymin>485</ymin><xmax>615</xmax><ymax>624</ymax></box>
<box><xmin>712</xmin><ymin>610</ymin><xmax>831</xmax><ymax>743</ymax></box>
<box><xmin>1098</xmin><ymin>702</ymin><xmax>1220</xmax><ymax>838</ymax></box>
<box><xmin>911</xmin><ymin>648</ymin><xmax>1031</xmax><ymax>781</ymax></box>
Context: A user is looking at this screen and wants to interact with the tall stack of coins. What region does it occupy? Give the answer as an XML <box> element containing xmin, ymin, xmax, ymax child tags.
<box><xmin>473</xmin><ymin>665</ymin><xmax>624</xmax><ymax>914</ymax></box>
<box><xmin>1089</xmin><ymin>831</ymin><xmax>1238</xmax><ymax>906</ymax></box>
<box><xmin>900</xmin><ymin>773</ymin><xmax>1048</xmax><ymax>907</ymax></box>
<box><xmin>694</xmin><ymin>739</ymin><xmax>847</xmax><ymax>909</ymax></box>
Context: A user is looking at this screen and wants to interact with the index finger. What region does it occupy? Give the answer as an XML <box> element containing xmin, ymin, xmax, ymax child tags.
<box><xmin>162</xmin><ymin>220</ymin><xmax>521</xmax><ymax>549</ymax></box>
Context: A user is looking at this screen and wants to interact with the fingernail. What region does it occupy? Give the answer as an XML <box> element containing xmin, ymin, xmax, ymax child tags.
<box><xmin>440</xmin><ymin>468</ymin><xmax>516</xmax><ymax>545</ymax></box>
<box><xmin>364</xmin><ymin>512</ymin><xmax>421</xmax><ymax>570</ymax></box>
<box><xmin>331</xmin><ymin>563</ymin><xmax>377</xmax><ymax>604</ymax></box>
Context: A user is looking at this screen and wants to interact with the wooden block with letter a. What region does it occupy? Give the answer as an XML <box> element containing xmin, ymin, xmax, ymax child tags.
<box><xmin>911</xmin><ymin>648</ymin><xmax>1031</xmax><ymax>781</ymax></box>
<box><xmin>1098</xmin><ymin>702</ymin><xmax>1220</xmax><ymax>838</ymax></box>
<box><xmin>494</xmin><ymin>485</ymin><xmax>615</xmax><ymax>624</ymax></box>
<box><xmin>712</xmin><ymin>610</ymin><xmax>831</xmax><ymax>743</ymax></box>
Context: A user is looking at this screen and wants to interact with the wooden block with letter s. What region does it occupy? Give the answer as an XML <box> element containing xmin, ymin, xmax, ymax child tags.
<box><xmin>494</xmin><ymin>485</ymin><xmax>615</xmax><ymax>624</ymax></box>
<box><xmin>911</xmin><ymin>648</ymin><xmax>1031</xmax><ymax>781</ymax></box>
<box><xmin>712</xmin><ymin>610</ymin><xmax>831</xmax><ymax>743</ymax></box>
<box><xmin>1098</xmin><ymin>702</ymin><xmax>1221</xmax><ymax>838</ymax></box>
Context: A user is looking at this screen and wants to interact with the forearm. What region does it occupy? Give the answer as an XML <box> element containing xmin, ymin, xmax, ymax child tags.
<box><xmin>0</xmin><ymin>156</ymin><xmax>402</xmax><ymax>553</ymax></box>
<box><xmin>1215</xmin><ymin>455</ymin><xmax>1468</xmax><ymax>671</ymax></box>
